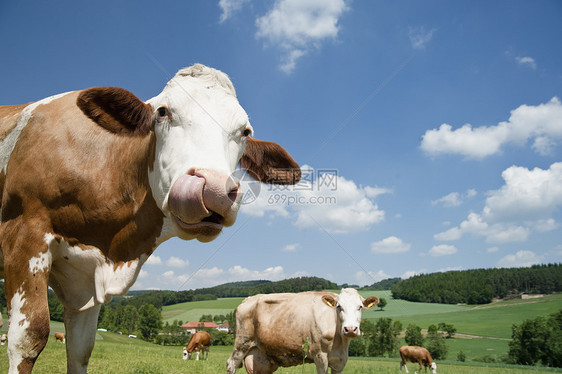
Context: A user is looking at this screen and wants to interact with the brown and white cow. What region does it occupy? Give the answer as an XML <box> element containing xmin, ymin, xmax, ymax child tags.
<box><xmin>54</xmin><ymin>332</ymin><xmax>66</xmax><ymax>344</ymax></box>
<box><xmin>0</xmin><ymin>63</ymin><xmax>300</xmax><ymax>373</ymax></box>
<box><xmin>399</xmin><ymin>345</ymin><xmax>437</xmax><ymax>374</ymax></box>
<box><xmin>226</xmin><ymin>288</ymin><xmax>379</xmax><ymax>374</ymax></box>
<box><xmin>183</xmin><ymin>330</ymin><xmax>211</xmax><ymax>361</ymax></box>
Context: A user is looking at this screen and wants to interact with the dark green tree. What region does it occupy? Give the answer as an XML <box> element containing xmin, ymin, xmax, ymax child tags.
<box><xmin>509</xmin><ymin>310</ymin><xmax>562</xmax><ymax>367</ymax></box>
<box><xmin>424</xmin><ymin>324</ymin><xmax>448</xmax><ymax>360</ymax></box>
<box><xmin>377</xmin><ymin>298</ymin><xmax>387</xmax><ymax>311</ymax></box>
<box><xmin>138</xmin><ymin>304</ymin><xmax>162</xmax><ymax>341</ymax></box>
<box><xmin>404</xmin><ymin>324</ymin><xmax>424</xmax><ymax>346</ymax></box>
<box><xmin>370</xmin><ymin>318</ymin><xmax>400</xmax><ymax>357</ymax></box>
<box><xmin>438</xmin><ymin>322</ymin><xmax>457</xmax><ymax>338</ymax></box>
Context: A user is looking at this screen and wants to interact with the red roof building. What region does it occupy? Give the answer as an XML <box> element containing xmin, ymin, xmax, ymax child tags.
<box><xmin>181</xmin><ymin>322</ymin><xmax>219</xmax><ymax>329</ymax></box>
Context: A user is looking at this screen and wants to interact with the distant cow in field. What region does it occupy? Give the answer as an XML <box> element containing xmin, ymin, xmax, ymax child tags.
<box><xmin>0</xmin><ymin>63</ymin><xmax>300</xmax><ymax>373</ymax></box>
<box><xmin>399</xmin><ymin>345</ymin><xmax>437</xmax><ymax>374</ymax></box>
<box><xmin>226</xmin><ymin>288</ymin><xmax>379</xmax><ymax>374</ymax></box>
<box><xmin>183</xmin><ymin>331</ymin><xmax>211</xmax><ymax>361</ymax></box>
<box><xmin>55</xmin><ymin>332</ymin><xmax>65</xmax><ymax>344</ymax></box>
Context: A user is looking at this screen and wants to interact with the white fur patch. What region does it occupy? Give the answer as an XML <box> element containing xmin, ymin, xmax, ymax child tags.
<box><xmin>45</xmin><ymin>233</ymin><xmax>148</xmax><ymax>310</ymax></box>
<box><xmin>7</xmin><ymin>288</ymin><xmax>30</xmax><ymax>371</ymax></box>
<box><xmin>29</xmin><ymin>248</ymin><xmax>52</xmax><ymax>273</ymax></box>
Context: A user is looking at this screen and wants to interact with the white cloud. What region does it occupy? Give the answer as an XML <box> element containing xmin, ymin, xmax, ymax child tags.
<box><xmin>408</xmin><ymin>26</ymin><xmax>436</xmax><ymax>49</ymax></box>
<box><xmin>354</xmin><ymin>270</ymin><xmax>390</xmax><ymax>287</ymax></box>
<box><xmin>429</xmin><ymin>244</ymin><xmax>457</xmax><ymax>257</ymax></box>
<box><xmin>487</xmin><ymin>247</ymin><xmax>499</xmax><ymax>253</ymax></box>
<box><xmin>282</xmin><ymin>243</ymin><xmax>300</xmax><ymax>252</ymax></box>
<box><xmin>401</xmin><ymin>269</ymin><xmax>426</xmax><ymax>279</ymax></box>
<box><xmin>420</xmin><ymin>97</ymin><xmax>562</xmax><ymax>159</ymax></box>
<box><xmin>435</xmin><ymin>162</ymin><xmax>562</xmax><ymax>244</ymax></box>
<box><xmin>534</xmin><ymin>219</ymin><xmax>558</xmax><ymax>232</ymax></box>
<box><xmin>137</xmin><ymin>269</ymin><xmax>148</xmax><ymax>279</ymax></box>
<box><xmin>497</xmin><ymin>250</ymin><xmax>541</xmax><ymax>268</ymax></box>
<box><xmin>227</xmin><ymin>265</ymin><xmax>286</xmax><ymax>281</ymax></box>
<box><xmin>483</xmin><ymin>163</ymin><xmax>562</xmax><ymax>222</ymax></box>
<box><xmin>432</xmin><ymin>189</ymin><xmax>477</xmax><ymax>208</ymax></box>
<box><xmin>371</xmin><ymin>236</ymin><xmax>411</xmax><ymax>254</ymax></box>
<box><xmin>145</xmin><ymin>255</ymin><xmax>162</xmax><ymax>265</ymax></box>
<box><xmin>437</xmin><ymin>266</ymin><xmax>463</xmax><ymax>272</ymax></box>
<box><xmin>166</xmin><ymin>256</ymin><xmax>189</xmax><ymax>268</ymax></box>
<box><xmin>365</xmin><ymin>186</ymin><xmax>393</xmax><ymax>198</ymax></box>
<box><xmin>146</xmin><ymin>264</ymin><xmax>303</xmax><ymax>290</ymax></box>
<box><xmin>256</xmin><ymin>0</ymin><xmax>348</xmax><ymax>73</ymax></box>
<box><xmin>241</xmin><ymin>165</ymin><xmax>387</xmax><ymax>234</ymax></box>
<box><xmin>515</xmin><ymin>56</ymin><xmax>537</xmax><ymax>70</ymax></box>
<box><xmin>218</xmin><ymin>0</ymin><xmax>250</xmax><ymax>23</ymax></box>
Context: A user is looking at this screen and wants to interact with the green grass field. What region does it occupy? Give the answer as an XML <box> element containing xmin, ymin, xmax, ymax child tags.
<box><xmin>1</xmin><ymin>333</ymin><xmax>561</xmax><ymax>373</ymax></box>
<box><xmin>159</xmin><ymin>291</ymin><xmax>562</xmax><ymax>364</ymax></box>
<box><xmin>1</xmin><ymin>292</ymin><xmax>560</xmax><ymax>372</ymax></box>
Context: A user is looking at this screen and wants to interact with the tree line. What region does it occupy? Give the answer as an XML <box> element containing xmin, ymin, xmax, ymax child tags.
<box><xmin>193</xmin><ymin>277</ymin><xmax>338</xmax><ymax>298</ymax></box>
<box><xmin>391</xmin><ymin>263</ymin><xmax>561</xmax><ymax>305</ymax></box>
<box><xmin>349</xmin><ymin>318</ymin><xmax>449</xmax><ymax>361</ymax></box>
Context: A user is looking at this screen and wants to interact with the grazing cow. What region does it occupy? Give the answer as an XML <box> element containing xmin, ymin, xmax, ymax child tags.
<box><xmin>183</xmin><ymin>331</ymin><xmax>211</xmax><ymax>361</ymax></box>
<box><xmin>0</xmin><ymin>63</ymin><xmax>300</xmax><ymax>373</ymax></box>
<box><xmin>54</xmin><ymin>332</ymin><xmax>65</xmax><ymax>344</ymax></box>
<box><xmin>226</xmin><ymin>288</ymin><xmax>379</xmax><ymax>374</ymax></box>
<box><xmin>399</xmin><ymin>346</ymin><xmax>437</xmax><ymax>374</ymax></box>
<box><xmin>1</xmin><ymin>333</ymin><xmax>7</xmax><ymax>345</ymax></box>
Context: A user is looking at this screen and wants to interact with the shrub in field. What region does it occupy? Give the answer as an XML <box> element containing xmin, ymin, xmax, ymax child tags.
<box><xmin>369</xmin><ymin>318</ymin><xmax>401</xmax><ymax>357</ymax></box>
<box><xmin>424</xmin><ymin>324</ymin><xmax>448</xmax><ymax>360</ymax></box>
<box><xmin>438</xmin><ymin>322</ymin><xmax>456</xmax><ymax>338</ymax></box>
<box><xmin>508</xmin><ymin>310</ymin><xmax>562</xmax><ymax>367</ymax></box>
<box><xmin>457</xmin><ymin>350</ymin><xmax>466</xmax><ymax>362</ymax></box>
<box><xmin>404</xmin><ymin>324</ymin><xmax>424</xmax><ymax>346</ymax></box>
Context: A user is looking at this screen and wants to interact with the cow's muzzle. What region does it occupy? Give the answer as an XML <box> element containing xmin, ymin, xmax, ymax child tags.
<box><xmin>168</xmin><ymin>168</ymin><xmax>241</xmax><ymax>240</ymax></box>
<box><xmin>343</xmin><ymin>326</ymin><xmax>359</xmax><ymax>337</ymax></box>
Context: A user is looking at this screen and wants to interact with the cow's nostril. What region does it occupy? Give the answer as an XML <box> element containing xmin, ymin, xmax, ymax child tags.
<box><xmin>228</xmin><ymin>183</ymin><xmax>240</xmax><ymax>202</ymax></box>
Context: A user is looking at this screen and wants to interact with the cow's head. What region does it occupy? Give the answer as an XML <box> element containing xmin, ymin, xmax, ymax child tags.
<box><xmin>430</xmin><ymin>361</ymin><xmax>437</xmax><ymax>374</ymax></box>
<box><xmin>322</xmin><ymin>288</ymin><xmax>379</xmax><ymax>338</ymax></box>
<box><xmin>77</xmin><ymin>64</ymin><xmax>299</xmax><ymax>243</ymax></box>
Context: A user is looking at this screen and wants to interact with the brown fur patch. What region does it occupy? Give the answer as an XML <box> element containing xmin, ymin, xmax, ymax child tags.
<box><xmin>241</xmin><ymin>138</ymin><xmax>301</xmax><ymax>185</ymax></box>
<box><xmin>77</xmin><ymin>87</ymin><xmax>153</xmax><ymax>136</ymax></box>
<box><xmin>0</xmin><ymin>104</ymin><xmax>30</xmax><ymax>142</ymax></box>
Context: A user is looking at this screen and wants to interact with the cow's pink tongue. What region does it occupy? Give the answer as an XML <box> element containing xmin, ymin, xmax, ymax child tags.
<box><xmin>168</xmin><ymin>174</ymin><xmax>210</xmax><ymax>224</ymax></box>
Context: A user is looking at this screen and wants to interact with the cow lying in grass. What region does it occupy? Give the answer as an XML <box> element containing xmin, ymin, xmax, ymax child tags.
<box><xmin>399</xmin><ymin>345</ymin><xmax>437</xmax><ymax>374</ymax></box>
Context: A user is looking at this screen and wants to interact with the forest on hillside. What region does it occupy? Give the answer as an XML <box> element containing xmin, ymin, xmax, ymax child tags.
<box><xmin>391</xmin><ymin>263</ymin><xmax>562</xmax><ymax>304</ymax></box>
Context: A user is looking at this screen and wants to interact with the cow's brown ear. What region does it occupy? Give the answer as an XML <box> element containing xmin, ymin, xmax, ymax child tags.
<box><xmin>77</xmin><ymin>87</ymin><xmax>153</xmax><ymax>136</ymax></box>
<box><xmin>240</xmin><ymin>138</ymin><xmax>301</xmax><ymax>185</ymax></box>
<box><xmin>363</xmin><ymin>296</ymin><xmax>379</xmax><ymax>309</ymax></box>
<box><xmin>322</xmin><ymin>295</ymin><xmax>338</xmax><ymax>309</ymax></box>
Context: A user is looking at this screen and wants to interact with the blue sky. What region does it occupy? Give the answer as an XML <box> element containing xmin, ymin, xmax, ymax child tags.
<box><xmin>1</xmin><ymin>0</ymin><xmax>561</xmax><ymax>290</ymax></box>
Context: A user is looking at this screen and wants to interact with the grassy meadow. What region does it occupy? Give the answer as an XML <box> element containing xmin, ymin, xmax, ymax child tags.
<box><xmin>0</xmin><ymin>333</ymin><xmax>560</xmax><ymax>373</ymax></box>
<box><xmin>1</xmin><ymin>292</ymin><xmax>560</xmax><ymax>372</ymax></box>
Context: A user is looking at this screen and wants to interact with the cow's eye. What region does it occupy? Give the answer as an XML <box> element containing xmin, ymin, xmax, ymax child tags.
<box><xmin>243</xmin><ymin>128</ymin><xmax>251</xmax><ymax>137</ymax></box>
<box><xmin>157</xmin><ymin>107</ymin><xmax>169</xmax><ymax>117</ymax></box>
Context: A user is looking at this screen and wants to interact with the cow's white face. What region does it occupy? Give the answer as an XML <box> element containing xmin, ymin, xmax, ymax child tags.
<box><xmin>147</xmin><ymin>66</ymin><xmax>253</xmax><ymax>243</ymax></box>
<box><xmin>323</xmin><ymin>288</ymin><xmax>379</xmax><ymax>338</ymax></box>
<box><xmin>77</xmin><ymin>64</ymin><xmax>300</xmax><ymax>244</ymax></box>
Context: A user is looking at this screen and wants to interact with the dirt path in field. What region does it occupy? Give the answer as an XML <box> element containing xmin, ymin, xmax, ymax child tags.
<box><xmin>451</xmin><ymin>332</ymin><xmax>510</xmax><ymax>341</ymax></box>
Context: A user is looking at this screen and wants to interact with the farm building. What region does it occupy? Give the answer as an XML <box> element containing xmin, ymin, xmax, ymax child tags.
<box><xmin>181</xmin><ymin>322</ymin><xmax>230</xmax><ymax>334</ymax></box>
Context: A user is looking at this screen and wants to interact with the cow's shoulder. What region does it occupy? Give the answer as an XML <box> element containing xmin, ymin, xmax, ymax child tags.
<box><xmin>0</xmin><ymin>104</ymin><xmax>29</xmax><ymax>141</ymax></box>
